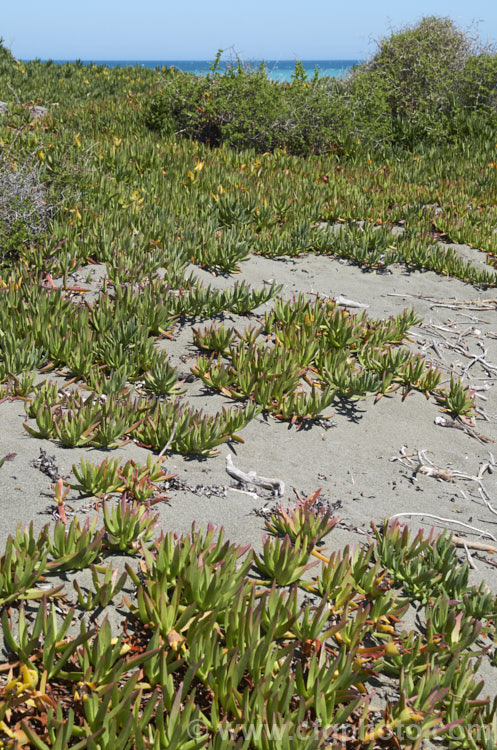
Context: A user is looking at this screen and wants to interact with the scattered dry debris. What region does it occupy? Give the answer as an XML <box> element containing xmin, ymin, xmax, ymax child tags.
<box><xmin>31</xmin><ymin>449</ymin><xmax>60</xmax><ymax>481</ymax></box>
<box><xmin>386</xmin><ymin>293</ymin><xmax>497</xmax><ymax>311</ymax></box>
<box><xmin>431</xmin><ymin>298</ymin><xmax>497</xmax><ymax>311</ymax></box>
<box><xmin>391</xmin><ymin>446</ymin><xmax>496</xmax><ymax>491</ymax></box>
<box><xmin>161</xmin><ymin>475</ymin><xmax>228</xmax><ymax>498</ymax></box>
<box><xmin>452</xmin><ymin>535</ymin><xmax>497</xmax><ymax>554</ymax></box>
<box><xmin>434</xmin><ymin>414</ymin><xmax>493</xmax><ymax>443</ymax></box>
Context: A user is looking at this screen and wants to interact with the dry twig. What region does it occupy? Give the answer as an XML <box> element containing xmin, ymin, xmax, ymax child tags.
<box><xmin>461</xmin><ymin>539</ymin><xmax>478</xmax><ymax>569</ymax></box>
<box><xmin>158</xmin><ymin>421</ymin><xmax>178</xmax><ymax>457</ymax></box>
<box><xmin>386</xmin><ymin>293</ymin><xmax>497</xmax><ymax>311</ymax></box>
<box><xmin>434</xmin><ymin>415</ymin><xmax>493</xmax><ymax>444</ymax></box>
<box><xmin>389</xmin><ymin>512</ymin><xmax>497</xmax><ymax>542</ymax></box>
<box><xmin>334</xmin><ymin>294</ymin><xmax>369</xmax><ymax>309</ymax></box>
<box><xmin>451</xmin><ymin>536</ymin><xmax>497</xmax><ymax>554</ymax></box>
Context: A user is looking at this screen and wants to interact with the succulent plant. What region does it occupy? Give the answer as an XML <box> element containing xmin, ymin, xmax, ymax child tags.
<box><xmin>103</xmin><ymin>495</ymin><xmax>160</xmax><ymax>553</ymax></box>
<box><xmin>435</xmin><ymin>376</ymin><xmax>476</xmax><ymax>417</ymax></box>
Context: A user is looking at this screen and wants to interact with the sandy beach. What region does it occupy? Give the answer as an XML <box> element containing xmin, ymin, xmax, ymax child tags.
<box><xmin>2</xmin><ymin>246</ymin><xmax>497</xmax><ymax>578</ymax></box>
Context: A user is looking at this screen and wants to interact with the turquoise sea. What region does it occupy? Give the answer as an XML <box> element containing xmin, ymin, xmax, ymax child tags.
<box><xmin>48</xmin><ymin>60</ymin><xmax>360</xmax><ymax>82</ymax></box>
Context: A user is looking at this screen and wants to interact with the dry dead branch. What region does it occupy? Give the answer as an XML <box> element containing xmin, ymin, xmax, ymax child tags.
<box><xmin>451</xmin><ymin>536</ymin><xmax>497</xmax><ymax>554</ymax></box>
<box><xmin>461</xmin><ymin>539</ymin><xmax>478</xmax><ymax>569</ymax></box>
<box><xmin>386</xmin><ymin>293</ymin><xmax>497</xmax><ymax>310</ymax></box>
<box><xmin>389</xmin><ymin>512</ymin><xmax>497</xmax><ymax>542</ymax></box>
<box><xmin>391</xmin><ymin>448</ymin><xmax>497</xmax><ymax>520</ymax></box>
<box><xmin>225</xmin><ymin>454</ymin><xmax>285</xmax><ymax>496</ymax></box>
<box><xmin>434</xmin><ymin>415</ymin><xmax>494</xmax><ymax>443</ymax></box>
<box><xmin>334</xmin><ymin>294</ymin><xmax>369</xmax><ymax>309</ymax></box>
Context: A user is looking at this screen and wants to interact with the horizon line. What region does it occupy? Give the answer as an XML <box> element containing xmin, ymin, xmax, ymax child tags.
<box><xmin>22</xmin><ymin>57</ymin><xmax>364</xmax><ymax>63</ymax></box>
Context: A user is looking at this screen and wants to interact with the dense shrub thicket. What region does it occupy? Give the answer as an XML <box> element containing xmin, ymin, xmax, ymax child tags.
<box><xmin>145</xmin><ymin>59</ymin><xmax>345</xmax><ymax>155</ymax></box>
<box><xmin>346</xmin><ymin>16</ymin><xmax>497</xmax><ymax>149</ymax></box>
<box><xmin>146</xmin><ymin>16</ymin><xmax>497</xmax><ymax>155</ymax></box>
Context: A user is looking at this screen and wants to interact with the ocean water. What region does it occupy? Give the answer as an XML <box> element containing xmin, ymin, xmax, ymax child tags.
<box><xmin>49</xmin><ymin>59</ymin><xmax>360</xmax><ymax>82</ymax></box>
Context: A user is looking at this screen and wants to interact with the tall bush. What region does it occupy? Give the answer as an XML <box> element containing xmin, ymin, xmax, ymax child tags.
<box><xmin>345</xmin><ymin>16</ymin><xmax>497</xmax><ymax>148</ymax></box>
<box><xmin>145</xmin><ymin>58</ymin><xmax>346</xmax><ymax>155</ymax></box>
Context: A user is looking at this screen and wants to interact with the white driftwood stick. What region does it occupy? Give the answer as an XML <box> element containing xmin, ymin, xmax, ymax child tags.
<box><xmin>158</xmin><ymin>421</ymin><xmax>178</xmax><ymax>457</ymax></box>
<box><xmin>228</xmin><ymin>487</ymin><xmax>260</xmax><ymax>500</ymax></box>
<box><xmin>225</xmin><ymin>454</ymin><xmax>285</xmax><ymax>496</ymax></box>
<box><xmin>478</xmin><ymin>486</ymin><xmax>497</xmax><ymax>518</ymax></box>
<box><xmin>335</xmin><ymin>294</ymin><xmax>369</xmax><ymax>309</ymax></box>
<box><xmin>461</xmin><ymin>540</ymin><xmax>478</xmax><ymax>569</ymax></box>
<box><xmin>389</xmin><ymin>512</ymin><xmax>497</xmax><ymax>542</ymax></box>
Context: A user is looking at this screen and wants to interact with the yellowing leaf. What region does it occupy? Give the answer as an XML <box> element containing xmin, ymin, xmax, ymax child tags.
<box><xmin>167</xmin><ymin>629</ymin><xmax>185</xmax><ymax>651</ymax></box>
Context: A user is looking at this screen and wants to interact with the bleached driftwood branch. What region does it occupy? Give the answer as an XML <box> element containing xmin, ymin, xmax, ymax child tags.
<box><xmin>225</xmin><ymin>454</ymin><xmax>285</xmax><ymax>497</ymax></box>
<box><xmin>389</xmin><ymin>512</ymin><xmax>497</xmax><ymax>542</ymax></box>
<box><xmin>158</xmin><ymin>421</ymin><xmax>178</xmax><ymax>457</ymax></box>
<box><xmin>335</xmin><ymin>294</ymin><xmax>369</xmax><ymax>309</ymax></box>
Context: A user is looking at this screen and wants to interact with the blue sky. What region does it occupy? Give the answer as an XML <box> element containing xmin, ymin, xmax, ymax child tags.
<box><xmin>2</xmin><ymin>1</ymin><xmax>497</xmax><ymax>61</ymax></box>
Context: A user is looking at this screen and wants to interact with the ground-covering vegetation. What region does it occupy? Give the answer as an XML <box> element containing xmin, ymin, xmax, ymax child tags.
<box><xmin>0</xmin><ymin>494</ymin><xmax>497</xmax><ymax>748</ymax></box>
<box><xmin>0</xmin><ymin>14</ymin><xmax>497</xmax><ymax>747</ymax></box>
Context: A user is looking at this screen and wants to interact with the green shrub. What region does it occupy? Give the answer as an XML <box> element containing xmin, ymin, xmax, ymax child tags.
<box><xmin>459</xmin><ymin>53</ymin><xmax>497</xmax><ymax>111</ymax></box>
<box><xmin>145</xmin><ymin>57</ymin><xmax>346</xmax><ymax>155</ymax></box>
<box><xmin>0</xmin><ymin>37</ymin><xmax>16</xmax><ymax>74</ymax></box>
<box><xmin>344</xmin><ymin>16</ymin><xmax>497</xmax><ymax>148</ymax></box>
